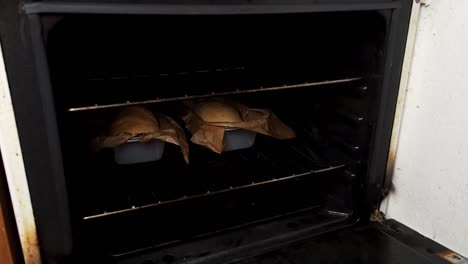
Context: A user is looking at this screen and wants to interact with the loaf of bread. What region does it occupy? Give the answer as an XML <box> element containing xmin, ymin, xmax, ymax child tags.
<box><xmin>110</xmin><ymin>106</ymin><xmax>159</xmax><ymax>135</ymax></box>
<box><xmin>194</xmin><ymin>101</ymin><xmax>242</xmax><ymax>123</ymax></box>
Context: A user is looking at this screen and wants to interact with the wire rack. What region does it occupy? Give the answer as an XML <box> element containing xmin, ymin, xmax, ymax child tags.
<box><xmin>79</xmin><ymin>139</ymin><xmax>347</xmax><ymax>220</ymax></box>
<box><xmin>65</xmin><ymin>66</ymin><xmax>362</xmax><ymax>112</ymax></box>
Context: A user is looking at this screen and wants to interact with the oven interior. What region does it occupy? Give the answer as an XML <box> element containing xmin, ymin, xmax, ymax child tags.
<box><xmin>43</xmin><ymin>12</ymin><xmax>387</xmax><ymax>261</ymax></box>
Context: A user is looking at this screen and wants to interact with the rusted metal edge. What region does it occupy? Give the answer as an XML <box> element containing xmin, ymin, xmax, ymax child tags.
<box><xmin>0</xmin><ymin>44</ymin><xmax>41</xmax><ymax>264</ymax></box>
<box><xmin>382</xmin><ymin>0</ymin><xmax>422</xmax><ymax>213</ymax></box>
<box><xmin>83</xmin><ymin>164</ymin><xmax>346</xmax><ymax>220</ymax></box>
<box><xmin>68</xmin><ymin>77</ymin><xmax>362</xmax><ymax>112</ymax></box>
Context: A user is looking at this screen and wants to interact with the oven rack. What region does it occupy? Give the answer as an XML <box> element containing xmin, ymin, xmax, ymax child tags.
<box><xmin>80</xmin><ymin>140</ymin><xmax>348</xmax><ymax>220</ymax></box>
<box><xmin>66</xmin><ymin>67</ymin><xmax>362</xmax><ymax>112</ymax></box>
<box><xmin>83</xmin><ymin>165</ymin><xmax>345</xmax><ymax>220</ymax></box>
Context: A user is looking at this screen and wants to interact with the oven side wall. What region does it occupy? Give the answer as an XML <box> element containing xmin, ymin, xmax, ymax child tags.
<box><xmin>0</xmin><ymin>0</ymin><xmax>72</xmax><ymax>262</ymax></box>
<box><xmin>386</xmin><ymin>0</ymin><xmax>468</xmax><ymax>258</ymax></box>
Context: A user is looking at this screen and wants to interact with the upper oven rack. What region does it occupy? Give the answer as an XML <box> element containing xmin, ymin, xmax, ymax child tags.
<box><xmin>65</xmin><ymin>66</ymin><xmax>362</xmax><ymax>112</ymax></box>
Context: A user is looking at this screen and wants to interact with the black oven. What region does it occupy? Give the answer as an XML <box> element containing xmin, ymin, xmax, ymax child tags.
<box><xmin>2</xmin><ymin>1</ymin><xmax>461</xmax><ymax>264</ymax></box>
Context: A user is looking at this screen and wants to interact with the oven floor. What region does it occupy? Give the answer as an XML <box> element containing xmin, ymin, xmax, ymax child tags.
<box><xmin>232</xmin><ymin>219</ymin><xmax>459</xmax><ymax>264</ymax></box>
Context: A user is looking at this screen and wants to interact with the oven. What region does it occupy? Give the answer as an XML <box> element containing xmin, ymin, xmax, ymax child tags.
<box><xmin>3</xmin><ymin>1</ymin><xmax>456</xmax><ymax>264</ymax></box>
<box><xmin>46</xmin><ymin>11</ymin><xmax>383</xmax><ymax>259</ymax></box>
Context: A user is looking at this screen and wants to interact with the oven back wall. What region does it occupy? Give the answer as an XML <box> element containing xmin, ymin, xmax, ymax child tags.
<box><xmin>386</xmin><ymin>0</ymin><xmax>468</xmax><ymax>257</ymax></box>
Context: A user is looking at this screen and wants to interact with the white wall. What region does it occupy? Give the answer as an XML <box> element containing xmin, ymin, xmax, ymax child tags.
<box><xmin>387</xmin><ymin>0</ymin><xmax>468</xmax><ymax>257</ymax></box>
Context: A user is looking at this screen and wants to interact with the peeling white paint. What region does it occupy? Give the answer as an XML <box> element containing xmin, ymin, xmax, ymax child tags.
<box><xmin>387</xmin><ymin>0</ymin><xmax>468</xmax><ymax>257</ymax></box>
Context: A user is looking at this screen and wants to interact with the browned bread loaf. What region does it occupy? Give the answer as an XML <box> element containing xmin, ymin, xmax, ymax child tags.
<box><xmin>194</xmin><ymin>101</ymin><xmax>242</xmax><ymax>123</ymax></box>
<box><xmin>110</xmin><ymin>106</ymin><xmax>159</xmax><ymax>135</ymax></box>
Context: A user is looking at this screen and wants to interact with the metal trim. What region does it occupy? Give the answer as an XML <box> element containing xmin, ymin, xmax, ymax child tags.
<box><xmin>23</xmin><ymin>2</ymin><xmax>402</xmax><ymax>15</ymax></box>
<box><xmin>23</xmin><ymin>1</ymin><xmax>402</xmax><ymax>15</ymax></box>
<box><xmin>27</xmin><ymin>14</ymin><xmax>73</xmax><ymax>256</ymax></box>
<box><xmin>365</xmin><ymin>0</ymin><xmax>413</xmax><ymax>212</ymax></box>
<box><xmin>381</xmin><ymin>0</ymin><xmax>422</xmax><ymax>213</ymax></box>
<box><xmin>0</xmin><ymin>43</ymin><xmax>41</xmax><ymax>264</ymax></box>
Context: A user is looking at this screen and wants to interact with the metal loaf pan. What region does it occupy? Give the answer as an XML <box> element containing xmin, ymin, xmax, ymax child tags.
<box><xmin>113</xmin><ymin>138</ymin><xmax>165</xmax><ymax>165</ymax></box>
<box><xmin>223</xmin><ymin>128</ymin><xmax>256</xmax><ymax>151</ymax></box>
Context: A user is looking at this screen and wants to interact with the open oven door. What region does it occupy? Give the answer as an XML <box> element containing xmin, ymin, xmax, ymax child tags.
<box><xmin>230</xmin><ymin>220</ymin><xmax>467</xmax><ymax>264</ymax></box>
<box><xmin>111</xmin><ymin>216</ymin><xmax>467</xmax><ymax>264</ymax></box>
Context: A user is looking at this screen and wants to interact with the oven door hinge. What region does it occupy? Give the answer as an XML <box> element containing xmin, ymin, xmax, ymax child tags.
<box><xmin>370</xmin><ymin>210</ymin><xmax>402</xmax><ymax>233</ymax></box>
<box><xmin>370</xmin><ymin>209</ymin><xmax>387</xmax><ymax>226</ymax></box>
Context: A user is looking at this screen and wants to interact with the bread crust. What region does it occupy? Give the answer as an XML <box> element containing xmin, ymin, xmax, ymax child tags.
<box><xmin>194</xmin><ymin>101</ymin><xmax>242</xmax><ymax>123</ymax></box>
<box><xmin>110</xmin><ymin>106</ymin><xmax>159</xmax><ymax>135</ymax></box>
